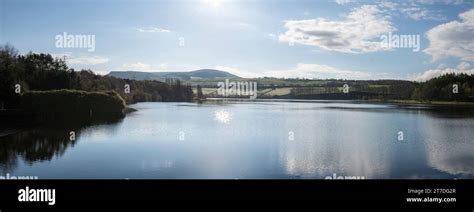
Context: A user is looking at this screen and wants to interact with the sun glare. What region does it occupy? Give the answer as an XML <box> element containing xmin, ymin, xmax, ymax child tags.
<box><xmin>214</xmin><ymin>110</ymin><xmax>232</xmax><ymax>124</ymax></box>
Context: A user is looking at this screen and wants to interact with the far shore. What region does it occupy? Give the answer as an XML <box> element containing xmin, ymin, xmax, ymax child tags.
<box><xmin>203</xmin><ymin>97</ymin><xmax>474</xmax><ymax>107</ymax></box>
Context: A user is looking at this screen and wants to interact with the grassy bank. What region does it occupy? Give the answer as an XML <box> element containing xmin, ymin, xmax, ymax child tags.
<box><xmin>21</xmin><ymin>89</ymin><xmax>127</xmax><ymax>123</ymax></box>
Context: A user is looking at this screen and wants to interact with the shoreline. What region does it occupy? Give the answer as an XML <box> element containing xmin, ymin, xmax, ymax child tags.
<box><xmin>203</xmin><ymin>97</ymin><xmax>474</xmax><ymax>107</ymax></box>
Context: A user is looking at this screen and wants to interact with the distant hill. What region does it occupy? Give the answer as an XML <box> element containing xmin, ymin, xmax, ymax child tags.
<box><xmin>107</xmin><ymin>69</ymin><xmax>240</xmax><ymax>81</ymax></box>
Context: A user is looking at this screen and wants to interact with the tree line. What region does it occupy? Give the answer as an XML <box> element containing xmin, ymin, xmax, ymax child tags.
<box><xmin>412</xmin><ymin>73</ymin><xmax>474</xmax><ymax>101</ymax></box>
<box><xmin>0</xmin><ymin>44</ymin><xmax>194</xmax><ymax>109</ymax></box>
<box><xmin>284</xmin><ymin>75</ymin><xmax>473</xmax><ymax>102</ymax></box>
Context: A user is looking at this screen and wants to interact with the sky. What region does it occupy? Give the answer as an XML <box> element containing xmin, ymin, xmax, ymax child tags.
<box><xmin>0</xmin><ymin>0</ymin><xmax>473</xmax><ymax>81</ymax></box>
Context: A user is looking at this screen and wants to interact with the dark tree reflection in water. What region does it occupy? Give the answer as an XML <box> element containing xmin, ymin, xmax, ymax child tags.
<box><xmin>0</xmin><ymin>118</ymin><xmax>122</xmax><ymax>173</ymax></box>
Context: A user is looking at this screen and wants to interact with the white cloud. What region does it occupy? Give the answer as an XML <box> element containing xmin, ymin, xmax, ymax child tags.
<box><xmin>379</xmin><ymin>1</ymin><xmax>398</xmax><ymax>10</ymax></box>
<box><xmin>411</xmin><ymin>62</ymin><xmax>474</xmax><ymax>81</ymax></box>
<box><xmin>413</xmin><ymin>0</ymin><xmax>464</xmax><ymax>5</ymax></box>
<box><xmin>377</xmin><ymin>1</ymin><xmax>447</xmax><ymax>21</ymax></box>
<box><xmin>51</xmin><ymin>52</ymin><xmax>72</xmax><ymax>59</ymax></box>
<box><xmin>335</xmin><ymin>0</ymin><xmax>356</xmax><ymax>5</ymax></box>
<box><xmin>424</xmin><ymin>9</ymin><xmax>474</xmax><ymax>61</ymax></box>
<box><xmin>267</xmin><ymin>63</ymin><xmax>372</xmax><ymax>79</ymax></box>
<box><xmin>400</xmin><ymin>7</ymin><xmax>446</xmax><ymax>20</ymax></box>
<box><xmin>68</xmin><ymin>56</ymin><xmax>109</xmax><ymax>65</ymax></box>
<box><xmin>51</xmin><ymin>53</ymin><xmax>109</xmax><ymax>65</ymax></box>
<box><xmin>278</xmin><ymin>5</ymin><xmax>395</xmax><ymax>53</ymax></box>
<box><xmin>214</xmin><ymin>66</ymin><xmax>261</xmax><ymax>78</ymax></box>
<box><xmin>215</xmin><ymin>63</ymin><xmax>373</xmax><ymax>80</ymax></box>
<box><xmin>135</xmin><ymin>27</ymin><xmax>171</xmax><ymax>33</ymax></box>
<box><xmin>121</xmin><ymin>62</ymin><xmax>167</xmax><ymax>71</ymax></box>
<box><xmin>457</xmin><ymin>61</ymin><xmax>471</xmax><ymax>70</ymax></box>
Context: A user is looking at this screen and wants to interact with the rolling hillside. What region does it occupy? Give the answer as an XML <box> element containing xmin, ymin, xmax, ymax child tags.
<box><xmin>107</xmin><ymin>69</ymin><xmax>240</xmax><ymax>81</ymax></box>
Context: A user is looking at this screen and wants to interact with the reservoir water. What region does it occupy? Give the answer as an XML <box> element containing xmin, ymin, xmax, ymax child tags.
<box><xmin>1</xmin><ymin>100</ymin><xmax>473</xmax><ymax>179</ymax></box>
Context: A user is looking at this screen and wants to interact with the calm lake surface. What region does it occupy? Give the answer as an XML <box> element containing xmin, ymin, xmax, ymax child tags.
<box><xmin>1</xmin><ymin>100</ymin><xmax>473</xmax><ymax>179</ymax></box>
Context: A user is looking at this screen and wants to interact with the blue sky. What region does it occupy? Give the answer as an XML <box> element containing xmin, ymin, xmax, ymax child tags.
<box><xmin>1</xmin><ymin>0</ymin><xmax>473</xmax><ymax>80</ymax></box>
